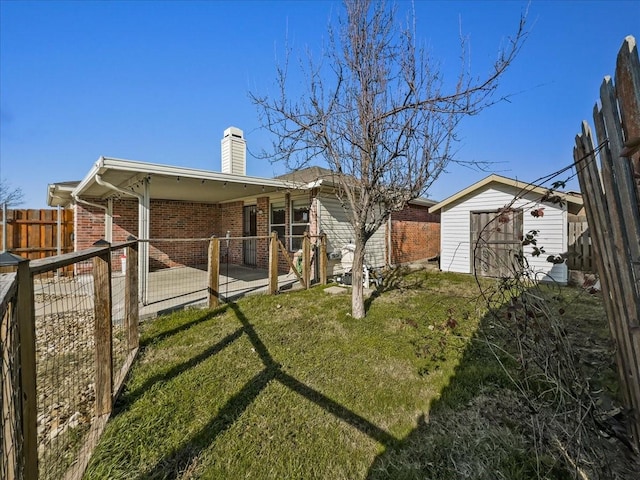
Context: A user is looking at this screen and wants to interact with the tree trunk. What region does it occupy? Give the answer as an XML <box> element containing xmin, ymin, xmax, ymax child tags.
<box><xmin>351</xmin><ymin>240</ymin><xmax>366</xmax><ymax>319</ymax></box>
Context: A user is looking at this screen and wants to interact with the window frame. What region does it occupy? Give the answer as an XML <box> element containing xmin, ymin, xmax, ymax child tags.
<box><xmin>290</xmin><ymin>199</ymin><xmax>310</xmax><ymax>251</ymax></box>
<box><xmin>270</xmin><ymin>202</ymin><xmax>286</xmax><ymax>243</ymax></box>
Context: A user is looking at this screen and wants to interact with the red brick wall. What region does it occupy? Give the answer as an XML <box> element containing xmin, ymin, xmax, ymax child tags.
<box><xmin>390</xmin><ymin>203</ymin><xmax>441</xmax><ymax>265</ymax></box>
<box><xmin>256</xmin><ymin>197</ymin><xmax>270</xmax><ymax>269</ymax></box>
<box><xmin>391</xmin><ymin>203</ymin><xmax>440</xmax><ymax>223</ymax></box>
<box><xmin>215</xmin><ymin>201</ymin><xmax>244</xmax><ymax>265</ymax></box>
<box><xmin>75</xmin><ymin>203</ymin><xmax>104</xmax><ymax>251</ymax></box>
<box><xmin>75</xmin><ymin>199</ymin><xmax>218</xmax><ymax>271</ymax></box>
<box><xmin>74</xmin><ymin>193</ymin><xmax>364</xmax><ymax>277</ymax></box>
<box><xmin>148</xmin><ymin>200</ymin><xmax>217</xmax><ymax>270</ymax></box>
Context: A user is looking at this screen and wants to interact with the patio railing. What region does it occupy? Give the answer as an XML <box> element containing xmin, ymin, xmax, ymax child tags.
<box><xmin>141</xmin><ymin>232</ymin><xmax>327</xmax><ymax>313</ymax></box>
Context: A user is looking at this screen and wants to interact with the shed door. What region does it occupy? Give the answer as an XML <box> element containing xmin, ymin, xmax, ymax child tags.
<box><xmin>471</xmin><ymin>209</ymin><xmax>523</xmax><ymax>278</ymax></box>
<box><xmin>243</xmin><ymin>205</ymin><xmax>257</xmax><ymax>267</ymax></box>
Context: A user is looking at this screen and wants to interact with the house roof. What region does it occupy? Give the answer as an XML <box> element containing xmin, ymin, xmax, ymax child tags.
<box><xmin>428</xmin><ymin>174</ymin><xmax>583</xmax><ymax>215</ymax></box>
<box><xmin>277</xmin><ymin>166</ymin><xmax>436</xmax><ymax>206</ymax></box>
<box><xmin>47</xmin><ymin>156</ymin><xmax>306</xmax><ymax>208</ymax></box>
<box><xmin>276</xmin><ymin>166</ymin><xmax>335</xmax><ymax>184</ymax></box>
<box><xmin>48</xmin><ymin>159</ymin><xmax>438</xmax><ymax>209</ymax></box>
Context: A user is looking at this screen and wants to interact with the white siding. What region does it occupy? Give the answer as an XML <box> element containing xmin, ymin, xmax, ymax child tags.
<box><xmin>318</xmin><ymin>195</ymin><xmax>386</xmax><ymax>274</ymax></box>
<box><xmin>440</xmin><ymin>184</ymin><xmax>568</xmax><ymax>284</ymax></box>
<box><xmin>221</xmin><ymin>128</ymin><xmax>246</xmax><ymax>176</ymax></box>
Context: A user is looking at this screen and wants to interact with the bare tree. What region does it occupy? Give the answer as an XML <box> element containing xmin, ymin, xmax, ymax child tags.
<box><xmin>0</xmin><ymin>178</ymin><xmax>25</xmax><ymax>206</ymax></box>
<box><xmin>252</xmin><ymin>0</ymin><xmax>527</xmax><ymax>318</ymax></box>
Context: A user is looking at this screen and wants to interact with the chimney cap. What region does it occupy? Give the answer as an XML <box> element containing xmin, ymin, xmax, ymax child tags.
<box><xmin>223</xmin><ymin>126</ymin><xmax>244</xmax><ymax>138</ymax></box>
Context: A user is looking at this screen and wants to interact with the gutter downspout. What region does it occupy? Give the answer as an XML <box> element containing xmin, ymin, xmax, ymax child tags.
<box><xmin>95</xmin><ymin>174</ymin><xmax>150</xmax><ymax>305</ymax></box>
<box><xmin>72</xmin><ymin>194</ymin><xmax>109</xmax><ymax>242</ymax></box>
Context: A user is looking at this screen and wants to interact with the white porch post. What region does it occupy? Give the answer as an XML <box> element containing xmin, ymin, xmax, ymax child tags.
<box><xmin>105</xmin><ymin>198</ymin><xmax>113</xmax><ymax>242</ymax></box>
<box><xmin>56</xmin><ymin>205</ymin><xmax>62</xmax><ymax>256</ymax></box>
<box><xmin>139</xmin><ymin>178</ymin><xmax>150</xmax><ymax>305</ymax></box>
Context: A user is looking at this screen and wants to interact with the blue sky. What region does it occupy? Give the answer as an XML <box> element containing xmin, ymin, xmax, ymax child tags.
<box><xmin>1</xmin><ymin>0</ymin><xmax>638</xmax><ymax>209</ymax></box>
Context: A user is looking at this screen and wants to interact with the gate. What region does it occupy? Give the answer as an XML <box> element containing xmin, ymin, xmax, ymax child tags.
<box><xmin>471</xmin><ymin>209</ymin><xmax>523</xmax><ymax>278</ymax></box>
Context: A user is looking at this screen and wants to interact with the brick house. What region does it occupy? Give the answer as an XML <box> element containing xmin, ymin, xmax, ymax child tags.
<box><xmin>47</xmin><ymin>127</ymin><xmax>440</xmax><ymax>282</ymax></box>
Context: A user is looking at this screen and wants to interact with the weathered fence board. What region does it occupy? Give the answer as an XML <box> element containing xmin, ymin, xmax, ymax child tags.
<box><xmin>616</xmin><ymin>34</ymin><xmax>640</xmax><ymax>182</ymax></box>
<box><xmin>567</xmin><ymin>216</ymin><xmax>592</xmax><ymax>271</ymax></box>
<box><xmin>17</xmin><ymin>259</ymin><xmax>38</xmax><ymax>479</ymax></box>
<box><xmin>573</xmin><ymin>35</ymin><xmax>640</xmax><ymax>451</ymax></box>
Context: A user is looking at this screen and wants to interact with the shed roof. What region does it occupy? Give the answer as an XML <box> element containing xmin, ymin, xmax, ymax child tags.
<box><xmin>428</xmin><ymin>174</ymin><xmax>583</xmax><ymax>215</ymax></box>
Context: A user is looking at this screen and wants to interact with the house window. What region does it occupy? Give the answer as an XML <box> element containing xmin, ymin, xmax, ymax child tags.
<box><xmin>291</xmin><ymin>199</ymin><xmax>310</xmax><ymax>251</ymax></box>
<box><xmin>270</xmin><ymin>203</ymin><xmax>286</xmax><ymax>241</ymax></box>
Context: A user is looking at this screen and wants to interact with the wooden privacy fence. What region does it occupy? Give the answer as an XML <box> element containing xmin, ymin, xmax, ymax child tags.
<box><xmin>1</xmin><ymin>208</ymin><xmax>74</xmax><ymax>260</ymax></box>
<box><xmin>573</xmin><ymin>35</ymin><xmax>640</xmax><ymax>451</ymax></box>
<box><xmin>0</xmin><ymin>240</ymin><xmax>139</xmax><ymax>480</ymax></box>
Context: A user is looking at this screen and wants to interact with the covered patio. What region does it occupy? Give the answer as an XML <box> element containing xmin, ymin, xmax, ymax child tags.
<box><xmin>47</xmin><ymin>156</ymin><xmax>312</xmax><ymax>307</ymax></box>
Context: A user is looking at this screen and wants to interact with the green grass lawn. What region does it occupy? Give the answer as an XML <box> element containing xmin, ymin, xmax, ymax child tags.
<box><xmin>82</xmin><ymin>270</ymin><xmax>628</xmax><ymax>479</ymax></box>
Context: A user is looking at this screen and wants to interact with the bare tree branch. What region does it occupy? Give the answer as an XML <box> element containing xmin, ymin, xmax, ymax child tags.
<box><xmin>251</xmin><ymin>0</ymin><xmax>527</xmax><ymax>318</ymax></box>
<box><xmin>0</xmin><ymin>179</ymin><xmax>25</xmax><ymax>206</ymax></box>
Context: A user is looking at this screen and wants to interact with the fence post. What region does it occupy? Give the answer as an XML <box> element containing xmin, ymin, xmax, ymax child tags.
<box><xmin>93</xmin><ymin>240</ymin><xmax>113</xmax><ymax>416</ymax></box>
<box><xmin>1</xmin><ymin>279</ymin><xmax>19</xmax><ymax>480</ymax></box>
<box><xmin>208</xmin><ymin>237</ymin><xmax>220</xmax><ymax>308</ymax></box>
<box><xmin>2</xmin><ymin>202</ymin><xmax>7</xmax><ymax>253</ymax></box>
<box><xmin>13</xmin><ymin>254</ymin><xmax>38</xmax><ymax>479</ymax></box>
<box><xmin>268</xmin><ymin>231</ymin><xmax>278</xmax><ymax>295</ymax></box>
<box><xmin>302</xmin><ymin>232</ymin><xmax>310</xmax><ymax>289</ymax></box>
<box><xmin>320</xmin><ymin>234</ymin><xmax>327</xmax><ymax>285</ymax></box>
<box><xmin>125</xmin><ymin>240</ymin><xmax>139</xmax><ymax>350</ymax></box>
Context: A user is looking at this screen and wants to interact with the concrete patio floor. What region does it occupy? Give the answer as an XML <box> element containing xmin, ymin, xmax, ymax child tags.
<box><xmin>32</xmin><ymin>265</ymin><xmax>304</xmax><ymax>322</ymax></box>
<box><xmin>138</xmin><ymin>264</ymin><xmax>301</xmax><ymax>318</ymax></box>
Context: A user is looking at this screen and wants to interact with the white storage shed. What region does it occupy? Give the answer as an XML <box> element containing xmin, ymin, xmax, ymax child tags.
<box><xmin>429</xmin><ymin>174</ymin><xmax>583</xmax><ymax>284</ymax></box>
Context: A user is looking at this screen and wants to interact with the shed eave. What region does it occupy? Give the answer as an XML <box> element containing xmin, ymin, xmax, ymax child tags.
<box><xmin>429</xmin><ymin>174</ymin><xmax>583</xmax><ymax>214</ymax></box>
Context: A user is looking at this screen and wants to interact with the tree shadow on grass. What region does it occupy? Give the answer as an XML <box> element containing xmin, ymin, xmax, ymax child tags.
<box><xmin>140</xmin><ymin>304</ymin><xmax>229</xmax><ymax>348</ymax></box>
<box><xmin>366</xmin><ymin>286</ymin><xmax>637</xmax><ymax>480</ymax></box>
<box><xmin>364</xmin><ymin>312</ymin><xmax>531</xmax><ymax>480</ymax></box>
<box><xmin>116</xmin><ymin>326</ymin><xmax>245</xmax><ymax>414</ymax></box>
<box><xmin>138</xmin><ymin>301</ymin><xmax>399</xmax><ymax>479</ymax></box>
